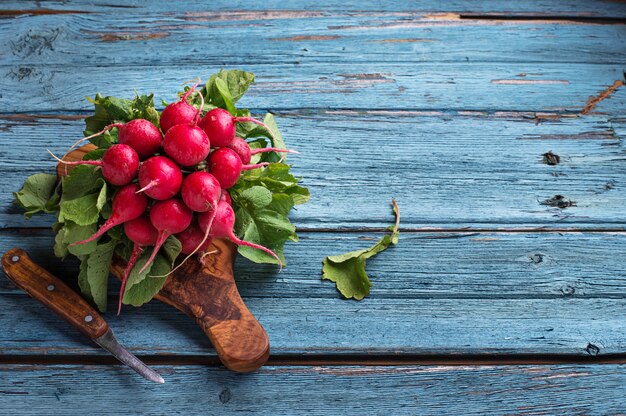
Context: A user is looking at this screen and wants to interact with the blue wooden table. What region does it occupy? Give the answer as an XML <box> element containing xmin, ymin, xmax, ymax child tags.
<box><xmin>1</xmin><ymin>1</ymin><xmax>626</xmax><ymax>413</ymax></box>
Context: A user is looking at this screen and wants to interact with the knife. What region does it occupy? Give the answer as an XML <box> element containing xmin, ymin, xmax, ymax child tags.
<box><xmin>1</xmin><ymin>248</ymin><xmax>164</xmax><ymax>384</ymax></box>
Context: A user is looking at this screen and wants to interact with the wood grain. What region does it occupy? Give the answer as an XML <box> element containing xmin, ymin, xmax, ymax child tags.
<box><xmin>1</xmin><ymin>0</ymin><xmax>626</xmax><ymax>410</ymax></box>
<box><xmin>2</xmin><ymin>113</ymin><xmax>624</xmax><ymax>229</ymax></box>
<box><xmin>1</xmin><ymin>229</ymin><xmax>626</xmax><ymax>356</ymax></box>
<box><xmin>2</xmin><ymin>13</ymin><xmax>625</xmax><ymax>66</ymax></box>
<box><xmin>0</xmin><ymin>248</ymin><xmax>108</xmax><ymax>340</ymax></box>
<box><xmin>2</xmin><ymin>364</ymin><xmax>626</xmax><ymax>415</ymax></box>
<box><xmin>111</xmin><ymin>241</ymin><xmax>269</xmax><ymax>372</ymax></box>
<box><xmin>1</xmin><ymin>63</ymin><xmax>624</xmax><ymax>114</ymax></box>
<box><xmin>3</xmin><ymin>0</ymin><xmax>626</xmax><ymax>16</ymax></box>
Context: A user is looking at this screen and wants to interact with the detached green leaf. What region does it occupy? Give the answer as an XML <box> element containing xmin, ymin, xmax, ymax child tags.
<box><xmin>322</xmin><ymin>200</ymin><xmax>400</xmax><ymax>300</ymax></box>
<box><xmin>13</xmin><ymin>173</ymin><xmax>58</xmax><ymax>218</ymax></box>
<box><xmin>86</xmin><ymin>240</ymin><xmax>117</xmax><ymax>311</ymax></box>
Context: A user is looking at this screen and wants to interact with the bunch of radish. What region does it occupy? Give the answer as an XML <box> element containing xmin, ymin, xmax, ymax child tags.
<box><xmin>53</xmin><ymin>82</ymin><xmax>294</xmax><ymax>314</ymax></box>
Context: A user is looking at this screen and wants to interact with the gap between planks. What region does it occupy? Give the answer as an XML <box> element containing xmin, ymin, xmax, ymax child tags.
<box><xmin>2</xmin><ymin>353</ymin><xmax>626</xmax><ymax>367</ymax></box>
<box><xmin>1</xmin><ymin>9</ymin><xmax>625</xmax><ymax>23</ymax></box>
<box><xmin>4</xmin><ymin>227</ymin><xmax>626</xmax><ymax>234</ymax></box>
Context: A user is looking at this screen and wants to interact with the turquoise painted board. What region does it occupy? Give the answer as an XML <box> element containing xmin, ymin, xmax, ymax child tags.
<box><xmin>1</xmin><ymin>0</ymin><xmax>625</xmax><ymax>413</ymax></box>
<box><xmin>1</xmin><ymin>365</ymin><xmax>626</xmax><ymax>415</ymax></box>
<box><xmin>1</xmin><ymin>113</ymin><xmax>624</xmax><ymax>228</ymax></box>
<box><xmin>2</xmin><ymin>14</ymin><xmax>626</xmax><ymax>66</ymax></box>
<box><xmin>1</xmin><ymin>230</ymin><xmax>625</xmax><ymax>356</ymax></box>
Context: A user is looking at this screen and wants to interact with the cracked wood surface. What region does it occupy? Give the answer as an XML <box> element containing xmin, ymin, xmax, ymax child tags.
<box><xmin>1</xmin><ymin>1</ymin><xmax>625</xmax><ymax>413</ymax></box>
<box><xmin>1</xmin><ymin>64</ymin><xmax>624</xmax><ymax>114</ymax></box>
<box><xmin>1</xmin><ymin>114</ymin><xmax>624</xmax><ymax>229</ymax></box>
<box><xmin>1</xmin><ymin>229</ymin><xmax>626</xmax><ymax>356</ymax></box>
<box><xmin>3</xmin><ymin>0</ymin><xmax>626</xmax><ymax>16</ymax></box>
<box><xmin>2</xmin><ymin>364</ymin><xmax>626</xmax><ymax>415</ymax></box>
<box><xmin>1</xmin><ymin>12</ymin><xmax>625</xmax><ymax>65</ymax></box>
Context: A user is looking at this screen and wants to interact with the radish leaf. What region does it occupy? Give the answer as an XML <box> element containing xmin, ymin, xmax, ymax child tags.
<box><xmin>322</xmin><ymin>200</ymin><xmax>400</xmax><ymax>300</ymax></box>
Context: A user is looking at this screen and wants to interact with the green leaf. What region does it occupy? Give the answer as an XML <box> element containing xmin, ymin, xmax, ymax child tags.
<box><xmin>84</xmin><ymin>93</ymin><xmax>160</xmax><ymax>145</ymax></box>
<box><xmin>82</xmin><ymin>148</ymin><xmax>106</xmax><ymax>161</ymax></box>
<box><xmin>63</xmin><ymin>222</ymin><xmax>98</xmax><ymax>256</ymax></box>
<box><xmin>123</xmin><ymin>254</ymin><xmax>170</xmax><ymax>307</ymax></box>
<box><xmin>61</xmin><ymin>165</ymin><xmax>103</xmax><ymax>200</ymax></box>
<box><xmin>86</xmin><ymin>240</ymin><xmax>117</xmax><ymax>311</ymax></box>
<box><xmin>77</xmin><ymin>259</ymin><xmax>93</xmax><ymax>303</ymax></box>
<box><xmin>96</xmin><ymin>182</ymin><xmax>107</xmax><ymax>211</ymax></box>
<box><xmin>161</xmin><ymin>236</ymin><xmax>182</xmax><ymax>265</ymax></box>
<box><xmin>239</xmin><ymin>186</ymin><xmax>272</xmax><ymax>209</ymax></box>
<box><xmin>54</xmin><ymin>226</ymin><xmax>69</xmax><ymax>259</ymax></box>
<box><xmin>204</xmin><ymin>69</ymin><xmax>255</xmax><ymax>108</ymax></box>
<box><xmin>230</xmin><ymin>159</ymin><xmax>307</xmax><ymax>265</ymax></box>
<box><xmin>235</xmin><ymin>206</ymin><xmax>296</xmax><ymax>265</ymax></box>
<box><xmin>322</xmin><ymin>256</ymin><xmax>371</xmax><ymax>301</ymax></box>
<box><xmin>243</xmin><ymin>114</ymin><xmax>287</xmax><ymax>163</ymax></box>
<box><xmin>60</xmin><ymin>193</ymin><xmax>101</xmax><ymax>226</ymax></box>
<box><xmin>13</xmin><ymin>173</ymin><xmax>58</xmax><ymax>218</ymax></box>
<box><xmin>322</xmin><ymin>200</ymin><xmax>400</xmax><ymax>300</ymax></box>
<box><xmin>214</xmin><ymin>77</ymin><xmax>236</xmax><ymax>114</ymax></box>
<box><xmin>267</xmin><ymin>193</ymin><xmax>295</xmax><ymax>216</ymax></box>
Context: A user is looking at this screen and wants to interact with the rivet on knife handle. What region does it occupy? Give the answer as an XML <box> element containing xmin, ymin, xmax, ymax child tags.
<box><xmin>1</xmin><ymin>248</ymin><xmax>109</xmax><ymax>339</ymax></box>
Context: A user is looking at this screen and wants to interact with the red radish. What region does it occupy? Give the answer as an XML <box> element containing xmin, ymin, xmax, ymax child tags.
<box><xmin>181</xmin><ymin>171</ymin><xmax>221</xmax><ymax>212</ymax></box>
<box><xmin>220</xmin><ymin>190</ymin><xmax>232</xmax><ymax>205</ymax></box>
<box><xmin>137</xmin><ymin>156</ymin><xmax>183</xmax><ymax>200</ymax></box>
<box><xmin>118</xmin><ymin>216</ymin><xmax>158</xmax><ymax>315</ymax></box>
<box><xmin>198</xmin><ymin>200</ymin><xmax>282</xmax><ymax>269</ymax></box>
<box><xmin>62</xmin><ymin>119</ymin><xmax>161</xmax><ymax>161</ymax></box>
<box><xmin>114</xmin><ymin>119</ymin><xmax>162</xmax><ymax>159</ymax></box>
<box><xmin>159</xmin><ymin>81</ymin><xmax>201</xmax><ymax>133</ymax></box>
<box><xmin>207</xmin><ymin>148</ymin><xmax>242</xmax><ymax>189</ymax></box>
<box><xmin>163</xmin><ymin>124</ymin><xmax>210</xmax><ymax>166</ymax></box>
<box><xmin>199</xmin><ymin>108</ymin><xmax>278</xmax><ymax>148</ymax></box>
<box><xmin>176</xmin><ymin>222</ymin><xmax>213</xmax><ymax>254</ymax></box>
<box><xmin>228</xmin><ymin>137</ymin><xmax>297</xmax><ymax>165</ymax></box>
<box><xmin>162</xmin><ymin>86</ymin><xmax>209</xmax><ymax>166</ymax></box>
<box><xmin>207</xmin><ymin>148</ymin><xmax>270</xmax><ymax>189</ymax></box>
<box><xmin>71</xmin><ymin>184</ymin><xmax>148</xmax><ymax>246</ymax></box>
<box><xmin>50</xmin><ymin>144</ymin><xmax>139</xmax><ymax>186</ymax></box>
<box><xmin>138</xmin><ymin>198</ymin><xmax>192</xmax><ymax>274</ymax></box>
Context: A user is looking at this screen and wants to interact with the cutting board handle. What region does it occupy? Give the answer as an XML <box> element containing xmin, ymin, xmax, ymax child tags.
<box><xmin>111</xmin><ymin>239</ymin><xmax>269</xmax><ymax>372</ymax></box>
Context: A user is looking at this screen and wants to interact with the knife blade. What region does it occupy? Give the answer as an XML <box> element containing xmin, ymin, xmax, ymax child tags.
<box><xmin>1</xmin><ymin>248</ymin><xmax>164</xmax><ymax>384</ymax></box>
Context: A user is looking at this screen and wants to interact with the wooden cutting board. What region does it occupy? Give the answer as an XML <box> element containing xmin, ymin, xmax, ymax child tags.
<box><xmin>58</xmin><ymin>144</ymin><xmax>269</xmax><ymax>372</ymax></box>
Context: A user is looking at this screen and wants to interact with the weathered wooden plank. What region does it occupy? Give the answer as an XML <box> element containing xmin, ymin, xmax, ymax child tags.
<box><xmin>2</xmin><ymin>364</ymin><xmax>626</xmax><ymax>415</ymax></box>
<box><xmin>2</xmin><ymin>113</ymin><xmax>624</xmax><ymax>229</ymax></box>
<box><xmin>2</xmin><ymin>13</ymin><xmax>625</xmax><ymax>66</ymax></box>
<box><xmin>1</xmin><ymin>63</ymin><xmax>625</xmax><ymax>114</ymax></box>
<box><xmin>1</xmin><ymin>229</ymin><xmax>626</xmax><ymax>356</ymax></box>
<box><xmin>3</xmin><ymin>0</ymin><xmax>626</xmax><ymax>17</ymax></box>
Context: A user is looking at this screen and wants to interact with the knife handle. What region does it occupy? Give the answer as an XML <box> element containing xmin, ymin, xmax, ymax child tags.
<box><xmin>2</xmin><ymin>248</ymin><xmax>109</xmax><ymax>340</ymax></box>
